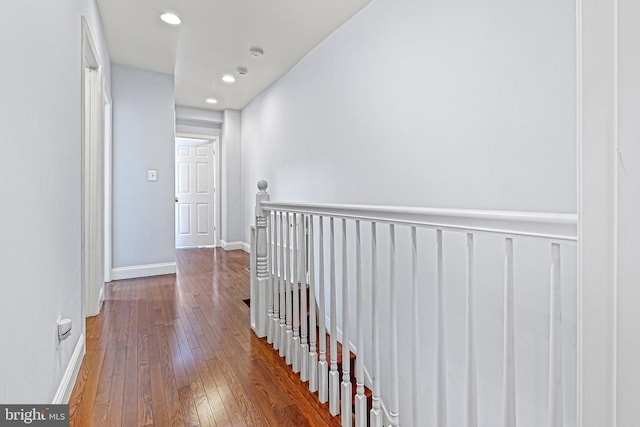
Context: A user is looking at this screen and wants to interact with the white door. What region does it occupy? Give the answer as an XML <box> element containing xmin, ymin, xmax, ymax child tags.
<box><xmin>175</xmin><ymin>138</ymin><xmax>216</xmax><ymax>247</ymax></box>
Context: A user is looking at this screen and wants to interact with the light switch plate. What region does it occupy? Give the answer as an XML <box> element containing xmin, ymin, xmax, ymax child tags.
<box><xmin>147</xmin><ymin>169</ymin><xmax>158</xmax><ymax>181</ymax></box>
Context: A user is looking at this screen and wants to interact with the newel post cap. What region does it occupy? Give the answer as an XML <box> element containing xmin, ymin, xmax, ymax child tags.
<box><xmin>256</xmin><ymin>179</ymin><xmax>270</xmax><ymax>217</ymax></box>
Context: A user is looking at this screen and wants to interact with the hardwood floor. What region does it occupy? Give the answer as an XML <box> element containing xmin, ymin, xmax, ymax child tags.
<box><xmin>69</xmin><ymin>248</ymin><xmax>341</xmax><ymax>427</ymax></box>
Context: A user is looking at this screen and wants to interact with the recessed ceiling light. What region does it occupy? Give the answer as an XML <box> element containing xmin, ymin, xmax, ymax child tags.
<box><xmin>205</xmin><ymin>98</ymin><xmax>218</xmax><ymax>104</ymax></box>
<box><xmin>160</xmin><ymin>12</ymin><xmax>181</xmax><ymax>25</ymax></box>
<box><xmin>249</xmin><ymin>47</ymin><xmax>264</xmax><ymax>57</ymax></box>
<box><xmin>222</xmin><ymin>74</ymin><xmax>236</xmax><ymax>83</ymax></box>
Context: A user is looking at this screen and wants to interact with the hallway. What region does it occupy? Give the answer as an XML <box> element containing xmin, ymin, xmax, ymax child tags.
<box><xmin>69</xmin><ymin>248</ymin><xmax>340</xmax><ymax>426</ymax></box>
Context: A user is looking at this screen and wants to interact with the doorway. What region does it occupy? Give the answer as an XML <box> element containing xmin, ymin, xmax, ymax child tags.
<box><xmin>175</xmin><ymin>136</ymin><xmax>219</xmax><ymax>248</ymax></box>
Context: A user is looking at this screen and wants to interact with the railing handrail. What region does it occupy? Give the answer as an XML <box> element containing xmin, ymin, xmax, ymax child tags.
<box><xmin>261</xmin><ymin>201</ymin><xmax>577</xmax><ymax>242</ymax></box>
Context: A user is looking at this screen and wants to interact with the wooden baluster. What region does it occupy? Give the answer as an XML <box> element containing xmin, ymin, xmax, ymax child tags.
<box><xmin>503</xmin><ymin>237</ymin><xmax>516</xmax><ymax>427</ymax></box>
<box><xmin>370</xmin><ymin>222</ymin><xmax>382</xmax><ymax>427</ymax></box>
<box><xmin>318</xmin><ymin>216</ymin><xmax>329</xmax><ymax>403</ymax></box>
<box><xmin>285</xmin><ymin>212</ymin><xmax>293</xmax><ymax>365</ymax></box>
<box><xmin>329</xmin><ymin>217</ymin><xmax>340</xmax><ymax>416</ymax></box>
<box><xmin>279</xmin><ymin>212</ymin><xmax>287</xmax><ymax>356</ymax></box>
<box><xmin>436</xmin><ymin>229</ymin><xmax>447</xmax><ymax>426</ymax></box>
<box><xmin>254</xmin><ymin>180</ymin><xmax>270</xmax><ymax>337</ymax></box>
<box><xmin>308</xmin><ymin>215</ymin><xmax>318</xmax><ymax>393</ymax></box>
<box><xmin>466</xmin><ymin>233</ymin><xmax>478</xmax><ymax>427</ymax></box>
<box><xmin>292</xmin><ymin>213</ymin><xmax>301</xmax><ymax>373</ymax></box>
<box><xmin>411</xmin><ymin>226</ymin><xmax>419</xmax><ymax>427</ymax></box>
<box><xmin>355</xmin><ymin>220</ymin><xmax>367</xmax><ymax>427</ymax></box>
<box><xmin>266</xmin><ymin>210</ymin><xmax>274</xmax><ymax>344</ymax></box>
<box><xmin>548</xmin><ymin>243</ymin><xmax>563</xmax><ymax>427</ymax></box>
<box><xmin>341</xmin><ymin>218</ymin><xmax>352</xmax><ymax>426</ymax></box>
<box><xmin>272</xmin><ymin>211</ymin><xmax>280</xmax><ymax>350</ymax></box>
<box><xmin>389</xmin><ymin>224</ymin><xmax>400</xmax><ymax>427</ymax></box>
<box><xmin>300</xmin><ymin>214</ymin><xmax>310</xmax><ymax>382</ymax></box>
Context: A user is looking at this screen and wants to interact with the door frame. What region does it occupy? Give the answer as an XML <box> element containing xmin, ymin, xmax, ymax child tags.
<box><xmin>81</xmin><ymin>17</ymin><xmax>104</xmax><ymax>322</ymax></box>
<box><xmin>175</xmin><ymin>132</ymin><xmax>221</xmax><ymax>248</ymax></box>
<box><xmin>103</xmin><ymin>78</ymin><xmax>113</xmax><ymax>283</ymax></box>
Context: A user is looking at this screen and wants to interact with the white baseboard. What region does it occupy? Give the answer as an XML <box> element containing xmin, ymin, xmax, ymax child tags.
<box><xmin>97</xmin><ymin>283</ymin><xmax>105</xmax><ymax>313</ymax></box>
<box><xmin>111</xmin><ymin>262</ymin><xmax>176</xmax><ymax>280</ymax></box>
<box><xmin>220</xmin><ymin>240</ymin><xmax>247</xmax><ymax>251</ymax></box>
<box><xmin>240</xmin><ymin>242</ymin><xmax>250</xmax><ymax>253</ymax></box>
<box><xmin>52</xmin><ymin>333</ymin><xmax>85</xmax><ymax>404</ymax></box>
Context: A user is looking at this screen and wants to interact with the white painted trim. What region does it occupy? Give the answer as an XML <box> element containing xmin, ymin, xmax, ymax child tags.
<box><xmin>263</xmin><ymin>202</ymin><xmax>577</xmax><ymax>242</ymax></box>
<box><xmin>111</xmin><ymin>262</ymin><xmax>176</xmax><ymax>280</ymax></box>
<box><xmin>176</xmin><ymin>245</ymin><xmax>216</xmax><ymax>249</ymax></box>
<box><xmin>52</xmin><ymin>333</ymin><xmax>85</xmax><ymax>404</ymax></box>
<box><xmin>241</xmin><ymin>242</ymin><xmax>250</xmax><ymax>253</ymax></box>
<box><xmin>220</xmin><ymin>240</ymin><xmax>246</xmax><ymax>251</ymax></box>
<box><xmin>176</xmin><ymin>131</ymin><xmax>220</xmax><ymax>140</ymax></box>
<box><xmin>98</xmin><ymin>283</ymin><xmax>104</xmax><ymax>312</ymax></box>
<box><xmin>576</xmin><ymin>0</ymin><xmax>618</xmax><ymax>425</ymax></box>
<box><xmin>103</xmin><ymin>79</ymin><xmax>113</xmax><ymax>284</ymax></box>
<box><xmin>214</xmin><ymin>137</ymin><xmax>221</xmax><ymax>250</ymax></box>
<box><xmin>81</xmin><ymin>16</ymin><xmax>105</xmax><ymax>325</ymax></box>
<box><xmin>613</xmin><ymin>0</ymin><xmax>640</xmax><ymax>423</ymax></box>
<box><xmin>250</xmin><ymin>227</ymin><xmax>257</xmax><ymax>332</ymax></box>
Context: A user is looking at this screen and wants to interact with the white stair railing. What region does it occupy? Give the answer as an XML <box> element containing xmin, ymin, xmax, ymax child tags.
<box><xmin>308</xmin><ymin>215</ymin><xmax>319</xmax><ymax>392</ymax></box>
<box><xmin>465</xmin><ymin>233</ymin><xmax>478</xmax><ymax>427</ymax></box>
<box><xmin>318</xmin><ymin>215</ymin><xmax>329</xmax><ymax>404</ymax></box>
<box><xmin>292</xmin><ymin>213</ymin><xmax>301</xmax><ymax>373</ymax></box>
<box><xmin>329</xmin><ymin>216</ymin><xmax>340</xmax><ymax>416</ymax></box>
<box><xmin>301</xmin><ymin>214</ymin><xmax>310</xmax><ymax>382</ymax></box>
<box><xmin>251</xmin><ymin>180</ymin><xmax>578</xmax><ymax>427</ymax></box>
<box><xmin>370</xmin><ymin>221</ymin><xmax>382</xmax><ymax>427</ymax></box>
<box><xmin>355</xmin><ymin>220</ymin><xmax>367</xmax><ymax>427</ymax></box>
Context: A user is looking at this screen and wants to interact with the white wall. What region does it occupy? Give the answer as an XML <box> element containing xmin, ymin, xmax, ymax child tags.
<box><xmin>0</xmin><ymin>0</ymin><xmax>110</xmax><ymax>403</ymax></box>
<box><xmin>242</xmin><ymin>0</ymin><xmax>576</xmax><ymax>243</ymax></box>
<box><xmin>241</xmin><ymin>0</ymin><xmax>576</xmax><ymax>425</ymax></box>
<box><xmin>221</xmin><ymin>109</ymin><xmax>244</xmax><ymax>246</ymax></box>
<box><xmin>112</xmin><ymin>65</ymin><xmax>176</xmax><ymax>271</ymax></box>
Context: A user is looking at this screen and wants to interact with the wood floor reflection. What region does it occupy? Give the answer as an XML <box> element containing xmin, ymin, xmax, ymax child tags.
<box><xmin>69</xmin><ymin>248</ymin><xmax>340</xmax><ymax>426</ymax></box>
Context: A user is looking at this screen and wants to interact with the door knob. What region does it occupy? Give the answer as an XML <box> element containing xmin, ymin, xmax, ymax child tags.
<box><xmin>175</xmin><ymin>197</ymin><xmax>179</xmax><ymax>203</ymax></box>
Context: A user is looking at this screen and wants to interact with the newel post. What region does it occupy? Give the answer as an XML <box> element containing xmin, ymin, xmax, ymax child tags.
<box><xmin>252</xmin><ymin>180</ymin><xmax>270</xmax><ymax>337</ymax></box>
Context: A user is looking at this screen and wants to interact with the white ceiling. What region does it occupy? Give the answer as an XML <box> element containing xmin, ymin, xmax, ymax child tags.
<box><xmin>97</xmin><ymin>0</ymin><xmax>372</xmax><ymax>111</ymax></box>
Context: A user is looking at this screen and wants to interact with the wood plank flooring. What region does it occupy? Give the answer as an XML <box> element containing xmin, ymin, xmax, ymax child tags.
<box><xmin>69</xmin><ymin>248</ymin><xmax>341</xmax><ymax>427</ymax></box>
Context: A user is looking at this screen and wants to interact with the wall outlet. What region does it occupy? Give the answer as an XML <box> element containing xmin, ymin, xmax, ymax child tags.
<box><xmin>147</xmin><ymin>169</ymin><xmax>158</xmax><ymax>181</ymax></box>
<box><xmin>57</xmin><ymin>317</ymin><xmax>72</xmax><ymax>341</ymax></box>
